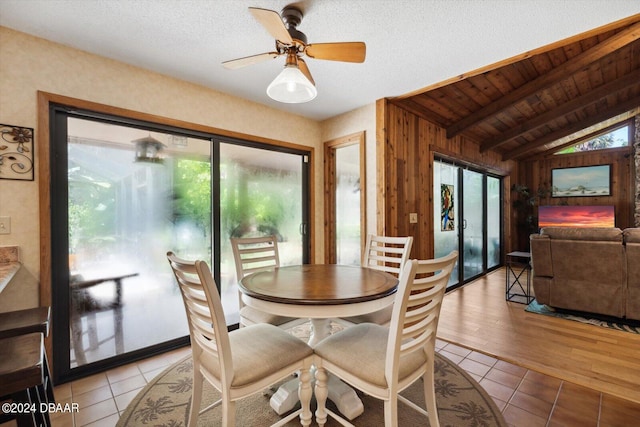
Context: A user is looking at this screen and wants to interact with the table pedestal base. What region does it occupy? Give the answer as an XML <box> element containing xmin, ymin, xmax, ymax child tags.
<box><xmin>270</xmin><ymin>374</ymin><xmax>364</xmax><ymax>420</ymax></box>
<box><xmin>270</xmin><ymin>319</ymin><xmax>365</xmax><ymax>420</ymax></box>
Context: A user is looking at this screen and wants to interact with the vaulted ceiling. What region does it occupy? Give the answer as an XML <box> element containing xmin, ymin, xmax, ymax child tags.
<box><xmin>389</xmin><ymin>15</ymin><xmax>640</xmax><ymax>162</ymax></box>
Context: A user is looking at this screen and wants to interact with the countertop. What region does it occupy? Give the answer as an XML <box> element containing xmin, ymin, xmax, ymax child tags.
<box><xmin>0</xmin><ymin>246</ymin><xmax>20</xmax><ymax>294</ymax></box>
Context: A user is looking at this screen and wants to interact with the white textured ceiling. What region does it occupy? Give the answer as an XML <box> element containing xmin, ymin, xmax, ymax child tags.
<box><xmin>1</xmin><ymin>0</ymin><xmax>639</xmax><ymax>121</ymax></box>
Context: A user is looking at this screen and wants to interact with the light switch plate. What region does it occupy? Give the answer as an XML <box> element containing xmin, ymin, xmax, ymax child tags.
<box><xmin>0</xmin><ymin>216</ymin><xmax>10</xmax><ymax>234</ymax></box>
<box><xmin>409</xmin><ymin>213</ymin><xmax>418</xmax><ymax>224</ymax></box>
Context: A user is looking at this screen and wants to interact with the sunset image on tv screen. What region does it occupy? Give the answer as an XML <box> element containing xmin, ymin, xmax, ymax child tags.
<box><xmin>538</xmin><ymin>205</ymin><xmax>615</xmax><ymax>228</ymax></box>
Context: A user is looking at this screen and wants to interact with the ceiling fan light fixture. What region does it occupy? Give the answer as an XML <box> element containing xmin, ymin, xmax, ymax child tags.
<box><xmin>267</xmin><ymin>64</ymin><xmax>317</xmax><ymax>103</ymax></box>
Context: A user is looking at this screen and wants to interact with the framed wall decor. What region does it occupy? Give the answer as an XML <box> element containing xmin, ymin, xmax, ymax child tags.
<box><xmin>551</xmin><ymin>164</ymin><xmax>610</xmax><ymax>197</ymax></box>
<box><xmin>0</xmin><ymin>123</ymin><xmax>34</xmax><ymax>181</ymax></box>
<box><xmin>441</xmin><ymin>183</ymin><xmax>455</xmax><ymax>231</ymax></box>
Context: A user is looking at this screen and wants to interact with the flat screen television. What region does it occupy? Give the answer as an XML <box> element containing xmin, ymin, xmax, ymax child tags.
<box><xmin>538</xmin><ymin>205</ymin><xmax>615</xmax><ymax>228</ymax></box>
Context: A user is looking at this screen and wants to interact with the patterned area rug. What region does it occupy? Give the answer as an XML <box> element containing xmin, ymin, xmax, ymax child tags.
<box><xmin>526</xmin><ymin>299</ymin><xmax>640</xmax><ymax>334</ymax></box>
<box><xmin>117</xmin><ymin>352</ymin><xmax>507</xmax><ymax>427</ymax></box>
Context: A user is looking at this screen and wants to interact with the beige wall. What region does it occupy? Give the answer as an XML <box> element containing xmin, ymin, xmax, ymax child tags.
<box><xmin>0</xmin><ymin>27</ymin><xmax>343</xmax><ymax>310</ymax></box>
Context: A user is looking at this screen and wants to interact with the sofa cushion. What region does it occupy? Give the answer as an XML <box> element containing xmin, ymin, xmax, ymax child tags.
<box><xmin>541</xmin><ymin>227</ymin><xmax>623</xmax><ymax>242</ymax></box>
<box><xmin>623</xmin><ymin>227</ymin><xmax>640</xmax><ymax>244</ymax></box>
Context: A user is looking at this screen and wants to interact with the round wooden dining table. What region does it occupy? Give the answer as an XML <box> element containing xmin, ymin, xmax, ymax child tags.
<box><xmin>239</xmin><ymin>264</ymin><xmax>398</xmax><ymax>343</ymax></box>
<box><xmin>239</xmin><ymin>264</ymin><xmax>398</xmax><ymax>420</ymax></box>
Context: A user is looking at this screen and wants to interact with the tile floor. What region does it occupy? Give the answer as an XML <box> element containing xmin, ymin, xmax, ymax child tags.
<box><xmin>3</xmin><ymin>340</ymin><xmax>640</xmax><ymax>427</ymax></box>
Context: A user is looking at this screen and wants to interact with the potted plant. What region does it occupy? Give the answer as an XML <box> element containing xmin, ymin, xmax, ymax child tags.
<box><xmin>511</xmin><ymin>184</ymin><xmax>550</xmax><ymax>250</ymax></box>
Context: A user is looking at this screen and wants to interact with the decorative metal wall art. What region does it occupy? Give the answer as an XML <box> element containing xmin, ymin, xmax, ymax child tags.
<box><xmin>0</xmin><ymin>123</ymin><xmax>34</xmax><ymax>181</ymax></box>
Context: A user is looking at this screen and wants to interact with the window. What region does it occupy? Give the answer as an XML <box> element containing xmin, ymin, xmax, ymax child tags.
<box><xmin>555</xmin><ymin>122</ymin><xmax>630</xmax><ymax>155</ymax></box>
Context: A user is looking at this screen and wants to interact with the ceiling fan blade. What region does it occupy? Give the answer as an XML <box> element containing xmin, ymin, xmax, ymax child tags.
<box><xmin>222</xmin><ymin>52</ymin><xmax>280</xmax><ymax>69</ymax></box>
<box><xmin>305</xmin><ymin>42</ymin><xmax>366</xmax><ymax>63</ymax></box>
<box><xmin>298</xmin><ymin>58</ymin><xmax>315</xmax><ymax>86</ymax></box>
<box><xmin>249</xmin><ymin>7</ymin><xmax>293</xmax><ymax>45</ymax></box>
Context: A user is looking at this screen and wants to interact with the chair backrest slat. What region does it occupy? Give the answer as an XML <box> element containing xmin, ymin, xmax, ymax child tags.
<box><xmin>386</xmin><ymin>251</ymin><xmax>458</xmax><ymax>382</ymax></box>
<box><xmin>231</xmin><ymin>235</ymin><xmax>280</xmax><ymax>279</ymax></box>
<box><xmin>167</xmin><ymin>252</ymin><xmax>233</xmax><ymax>382</ymax></box>
<box><xmin>363</xmin><ymin>235</ymin><xmax>414</xmax><ymax>277</ymax></box>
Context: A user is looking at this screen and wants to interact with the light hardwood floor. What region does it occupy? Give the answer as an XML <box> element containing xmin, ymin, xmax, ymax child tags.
<box><xmin>438</xmin><ymin>267</ymin><xmax>640</xmax><ymax>404</ymax></box>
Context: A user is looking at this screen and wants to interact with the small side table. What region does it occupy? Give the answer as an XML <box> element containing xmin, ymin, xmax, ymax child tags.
<box><xmin>506</xmin><ymin>251</ymin><xmax>533</xmax><ymax>304</ymax></box>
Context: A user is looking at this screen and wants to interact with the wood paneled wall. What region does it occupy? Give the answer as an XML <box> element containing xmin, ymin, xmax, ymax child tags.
<box><xmin>376</xmin><ymin>99</ymin><xmax>517</xmax><ymax>260</ymax></box>
<box><xmin>519</xmin><ymin>147</ymin><xmax>635</xmax><ymax>230</ymax></box>
<box><xmin>377</xmin><ymin>100</ymin><xmax>636</xmax><ymax>258</ymax></box>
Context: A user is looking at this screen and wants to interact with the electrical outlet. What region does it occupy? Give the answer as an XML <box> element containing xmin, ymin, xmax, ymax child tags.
<box><xmin>0</xmin><ymin>216</ymin><xmax>10</xmax><ymax>234</ymax></box>
<box><xmin>409</xmin><ymin>213</ymin><xmax>418</xmax><ymax>224</ymax></box>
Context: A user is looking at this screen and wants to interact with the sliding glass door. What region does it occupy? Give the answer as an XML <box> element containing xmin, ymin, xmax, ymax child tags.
<box><xmin>462</xmin><ymin>169</ymin><xmax>484</xmax><ymax>281</ymax></box>
<box><xmin>487</xmin><ymin>176</ymin><xmax>501</xmax><ymax>269</ymax></box>
<box><xmin>433</xmin><ymin>159</ymin><xmax>502</xmax><ymax>288</ymax></box>
<box><xmin>50</xmin><ymin>107</ymin><xmax>311</xmax><ymax>382</ymax></box>
<box><xmin>64</xmin><ymin>117</ymin><xmax>210</xmax><ymax>370</ymax></box>
<box><xmin>218</xmin><ymin>142</ymin><xmax>309</xmax><ymax>325</ymax></box>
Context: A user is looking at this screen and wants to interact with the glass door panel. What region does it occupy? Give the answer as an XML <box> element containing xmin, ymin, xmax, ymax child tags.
<box><xmin>462</xmin><ymin>169</ymin><xmax>484</xmax><ymax>280</ymax></box>
<box><xmin>434</xmin><ymin>159</ymin><xmax>502</xmax><ymax>288</ymax></box>
<box><xmin>487</xmin><ymin>176</ymin><xmax>501</xmax><ymax>269</ymax></box>
<box><xmin>219</xmin><ymin>143</ymin><xmax>305</xmax><ymax>325</ymax></box>
<box><xmin>434</xmin><ymin>161</ymin><xmax>460</xmax><ymax>287</ymax></box>
<box><xmin>335</xmin><ymin>143</ymin><xmax>361</xmax><ymax>265</ymax></box>
<box><xmin>67</xmin><ymin>117</ymin><xmax>211</xmax><ymax>368</ymax></box>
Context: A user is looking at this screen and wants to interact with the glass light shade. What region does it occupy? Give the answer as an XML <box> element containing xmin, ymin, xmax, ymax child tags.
<box><xmin>266</xmin><ymin>65</ymin><xmax>317</xmax><ymax>103</ymax></box>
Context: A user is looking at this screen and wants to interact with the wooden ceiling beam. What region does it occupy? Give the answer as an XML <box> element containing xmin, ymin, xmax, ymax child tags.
<box><xmin>480</xmin><ymin>69</ymin><xmax>640</xmax><ymax>152</ymax></box>
<box><xmin>445</xmin><ymin>21</ymin><xmax>640</xmax><ymax>139</ymax></box>
<box><xmin>502</xmin><ymin>95</ymin><xmax>640</xmax><ymax>161</ymax></box>
<box><xmin>387</xmin><ymin>99</ymin><xmax>450</xmax><ymax>126</ymax></box>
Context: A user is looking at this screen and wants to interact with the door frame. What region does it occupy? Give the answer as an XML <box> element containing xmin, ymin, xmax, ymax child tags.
<box><xmin>434</xmin><ymin>156</ymin><xmax>503</xmax><ymax>290</ymax></box>
<box><xmin>323</xmin><ymin>131</ymin><xmax>366</xmax><ymax>264</ymax></box>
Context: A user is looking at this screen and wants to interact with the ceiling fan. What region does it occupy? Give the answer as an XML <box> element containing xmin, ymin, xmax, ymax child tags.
<box><xmin>222</xmin><ymin>6</ymin><xmax>366</xmax><ymax>103</ymax></box>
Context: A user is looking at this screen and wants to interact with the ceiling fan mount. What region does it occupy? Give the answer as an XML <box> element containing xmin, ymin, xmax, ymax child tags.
<box><xmin>280</xmin><ymin>6</ymin><xmax>307</xmax><ymax>46</ymax></box>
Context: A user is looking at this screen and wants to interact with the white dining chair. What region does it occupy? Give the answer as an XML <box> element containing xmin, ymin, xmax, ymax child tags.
<box><xmin>230</xmin><ymin>235</ymin><xmax>306</xmax><ymax>329</ymax></box>
<box><xmin>313</xmin><ymin>250</ymin><xmax>458</xmax><ymax>427</ymax></box>
<box><xmin>338</xmin><ymin>234</ymin><xmax>414</xmax><ymax>326</ymax></box>
<box><xmin>167</xmin><ymin>251</ymin><xmax>314</xmax><ymax>427</ymax></box>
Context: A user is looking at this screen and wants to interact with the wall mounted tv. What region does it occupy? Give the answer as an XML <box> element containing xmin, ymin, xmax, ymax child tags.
<box><xmin>538</xmin><ymin>205</ymin><xmax>615</xmax><ymax>228</ymax></box>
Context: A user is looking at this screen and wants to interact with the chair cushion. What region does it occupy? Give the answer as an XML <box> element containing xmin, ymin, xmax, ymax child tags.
<box><xmin>314</xmin><ymin>323</ymin><xmax>427</xmax><ymax>388</ymax></box>
<box><xmin>239</xmin><ymin>306</ymin><xmax>299</xmax><ymax>327</ymax></box>
<box><xmin>341</xmin><ymin>306</ymin><xmax>392</xmax><ymax>325</ymax></box>
<box><xmin>201</xmin><ymin>323</ymin><xmax>312</xmax><ymax>388</ymax></box>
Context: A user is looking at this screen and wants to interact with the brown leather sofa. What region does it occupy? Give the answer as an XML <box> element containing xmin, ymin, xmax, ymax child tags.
<box><xmin>530</xmin><ymin>227</ymin><xmax>639</xmax><ymax>321</ymax></box>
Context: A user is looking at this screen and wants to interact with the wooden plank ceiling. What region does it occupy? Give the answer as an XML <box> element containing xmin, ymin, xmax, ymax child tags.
<box><xmin>390</xmin><ymin>15</ymin><xmax>640</xmax><ymax>161</ymax></box>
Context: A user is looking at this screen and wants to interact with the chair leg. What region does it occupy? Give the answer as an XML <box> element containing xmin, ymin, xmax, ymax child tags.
<box><xmin>314</xmin><ymin>366</ymin><xmax>328</xmax><ymax>427</ymax></box>
<box><xmin>43</xmin><ymin>352</ymin><xmax>55</xmax><ymax>405</ymax></box>
<box><xmin>221</xmin><ymin>398</ymin><xmax>235</xmax><ymax>427</ymax></box>
<box><xmin>87</xmin><ymin>312</ymin><xmax>98</xmax><ymax>351</ymax></box>
<box><xmin>383</xmin><ymin>396</ymin><xmax>398</xmax><ymax>427</ymax></box>
<box><xmin>298</xmin><ymin>364</ymin><xmax>312</xmax><ymax>427</ymax></box>
<box><xmin>12</xmin><ymin>389</ymin><xmax>36</xmax><ymax>427</ymax></box>
<box><xmin>188</xmin><ymin>369</ymin><xmax>203</xmax><ymax>427</ymax></box>
<box><xmin>29</xmin><ymin>386</ymin><xmax>51</xmax><ymax>427</ymax></box>
<box><xmin>70</xmin><ymin>316</ymin><xmax>87</xmax><ymax>366</ymax></box>
<box><xmin>423</xmin><ymin>361</ymin><xmax>440</xmax><ymax>427</ymax></box>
